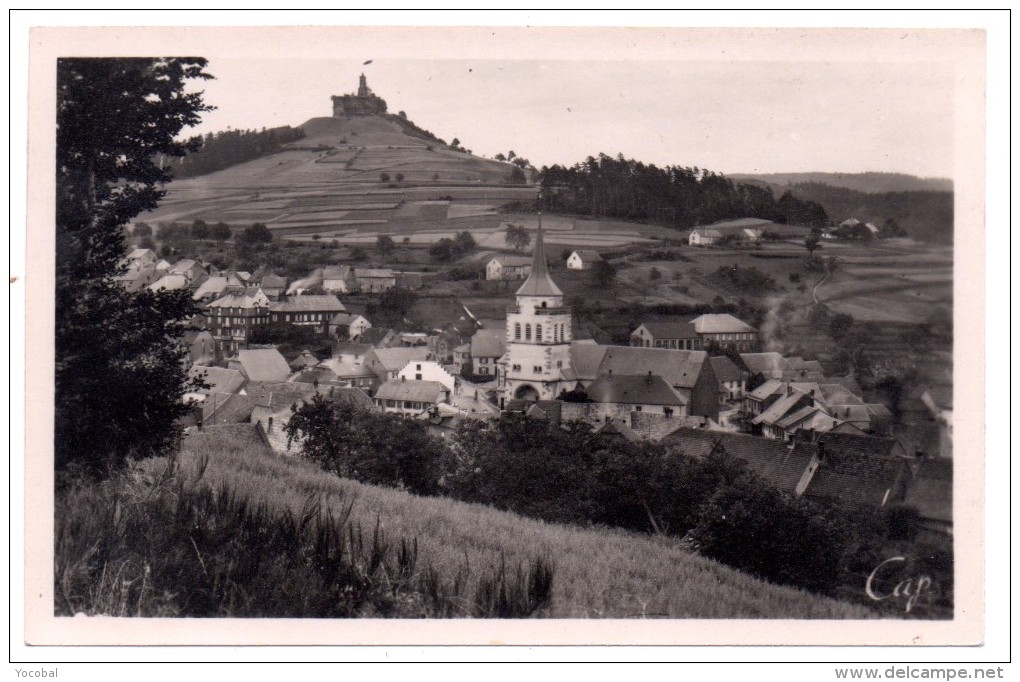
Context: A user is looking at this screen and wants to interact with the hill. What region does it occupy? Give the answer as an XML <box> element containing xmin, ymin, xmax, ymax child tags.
<box><xmin>728</xmin><ymin>172</ymin><xmax>952</xmax><ymax>194</ymax></box>
<box><xmin>138</xmin><ymin>109</ymin><xmax>538</xmax><ymax>241</ymax></box>
<box><xmin>57</xmin><ymin>426</ymin><xmax>876</xmax><ymax>620</ymax></box>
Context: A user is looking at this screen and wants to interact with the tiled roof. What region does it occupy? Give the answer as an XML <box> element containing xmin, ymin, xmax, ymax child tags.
<box><xmin>804</xmin><ymin>451</ymin><xmax>910</xmax><ymax>509</ymax></box>
<box><xmin>596</xmin><ymin>346</ymin><xmax>710</xmax><ymax>390</ymax></box>
<box><xmin>356</xmin><ymin>268</ymin><xmax>396</xmax><ymax>278</ymax></box>
<box><xmin>636</xmin><ymin>321</ymin><xmax>698</xmax><ymax>340</ymax></box>
<box><xmin>369</xmin><ymin>346</ymin><xmax>432</xmax><ymax>372</ymax></box>
<box><xmin>739</xmin><ymin>352</ymin><xmax>788</xmax><ymax>378</ymax></box>
<box><xmin>752</xmin><ymin>389</ymin><xmax>813</xmax><ymax>425</ymax></box>
<box><xmin>335</xmin><ymin>342</ymin><xmax>373</xmax><ymax>356</ymax></box>
<box><xmin>322</xmin><ymin>265</ymin><xmax>354</xmax><ymax>279</ymax></box>
<box><xmin>290</xmin><ymin>351</ymin><xmax>320</xmax><ymax>369</ymax></box>
<box><xmin>236</xmin><ymin>348</ymin><xmax>291</xmax><ymax>382</ymax></box>
<box><xmin>709</xmin><ymin>356</ymin><xmax>744</xmax><ymax>383</ymax></box>
<box><xmin>208</xmin><ymin>289</ymin><xmax>269</xmax><ymax>309</ymax></box>
<box><xmin>270</xmin><ymin>295</ymin><xmax>346</xmax><ymax>313</ymax></box>
<box><xmin>489</xmin><ymin>255</ymin><xmax>532</xmax><ymax>267</ymax></box>
<box><xmin>192</xmin><ymin>276</ymin><xmax>240</xmax><ymax>300</ymax></box>
<box><xmin>375</xmin><ymin>379</ymin><xmax>447</xmax><ymax>404</ymax></box>
<box><xmin>568</xmin><ymin>342</ymin><xmax>609</xmax><ymax>380</ymax></box>
<box><xmin>318</xmin><ymin>357</ymin><xmax>376</xmax><ymax>378</ymax></box>
<box><xmin>691</xmin><ymin>313</ymin><xmax>758</xmax><ymax>334</ymax></box>
<box><xmin>470</xmin><ymin>329</ymin><xmax>506</xmax><ymax>359</ymax></box>
<box><xmin>572</xmin><ymin>249</ymin><xmax>603</xmax><ymax>262</ymax></box>
<box><xmin>598</xmin><ymin>419</ymin><xmax>640</xmax><ymax>442</ymax></box>
<box><xmin>746</xmin><ymin>378</ymin><xmax>785</xmax><ymax>401</ymax></box>
<box><xmin>189</xmin><ymin>365</ymin><xmax>247</xmax><ymax>394</ymax></box>
<box><xmin>586</xmin><ymin>374</ymin><xmax>687</xmax><ymax>406</ymax></box>
<box><xmin>661</xmin><ymin>428</ymin><xmax>813</xmax><ymax>494</ymax></box>
<box><xmin>148</xmin><ymin>274</ymin><xmax>190</xmax><ymax>292</ymax></box>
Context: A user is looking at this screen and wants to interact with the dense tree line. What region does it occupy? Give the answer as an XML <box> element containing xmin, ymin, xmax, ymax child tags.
<box><xmin>285</xmin><ymin>403</ymin><xmax>951</xmax><ymax>613</ymax></box>
<box><xmin>162</xmin><ymin>126</ymin><xmax>306</xmax><ymax>180</ymax></box>
<box><xmin>538</xmin><ymin>153</ymin><xmax>828</xmax><ymax>229</ymax></box>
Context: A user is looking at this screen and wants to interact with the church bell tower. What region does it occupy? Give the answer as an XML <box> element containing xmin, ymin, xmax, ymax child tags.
<box><xmin>500</xmin><ymin>215</ymin><xmax>573</xmax><ymax>404</ymax></box>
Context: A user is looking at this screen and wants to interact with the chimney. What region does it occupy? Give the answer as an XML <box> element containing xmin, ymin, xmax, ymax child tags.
<box><xmin>817</xmin><ymin>439</ymin><xmax>826</xmax><ymax>461</ymax></box>
<box><xmin>647</xmin><ymin>370</ymin><xmax>653</xmax><ymax>385</ymax></box>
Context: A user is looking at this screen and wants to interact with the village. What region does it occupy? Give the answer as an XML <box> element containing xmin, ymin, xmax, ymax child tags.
<box><xmin>115</xmin><ymin>203</ymin><xmax>953</xmax><ymax>548</ymax></box>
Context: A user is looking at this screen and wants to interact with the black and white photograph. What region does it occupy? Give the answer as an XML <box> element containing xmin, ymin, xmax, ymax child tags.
<box><xmin>13</xmin><ymin>13</ymin><xmax>1005</xmax><ymax>666</ymax></box>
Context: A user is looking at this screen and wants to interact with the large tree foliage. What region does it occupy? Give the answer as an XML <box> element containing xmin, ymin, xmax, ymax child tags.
<box><xmin>55</xmin><ymin>58</ymin><xmax>213</xmax><ymax>475</ymax></box>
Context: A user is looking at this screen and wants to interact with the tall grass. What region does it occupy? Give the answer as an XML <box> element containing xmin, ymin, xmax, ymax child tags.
<box><xmin>142</xmin><ymin>430</ymin><xmax>875</xmax><ymax>619</ymax></box>
<box><xmin>55</xmin><ymin>449</ymin><xmax>553</xmax><ymax>618</ymax></box>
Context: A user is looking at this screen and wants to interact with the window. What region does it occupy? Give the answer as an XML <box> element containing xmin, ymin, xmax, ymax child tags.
<box><xmin>541</xmin><ymin>301</ymin><xmax>547</xmax><ymax>308</ymax></box>
<box><xmin>557</xmin><ymin>360</ymin><xmax>562</xmax><ymax>368</ymax></box>
<box><xmin>515</xmin><ymin>323</ymin><xmax>521</xmax><ymax>340</ymax></box>
<box><xmin>536</xmin><ymin>325</ymin><xmax>543</xmax><ymax>342</ymax></box>
<box><xmin>533</xmin><ymin>366</ymin><xmax>542</xmax><ymax>373</ymax></box>
<box><xmin>415</xmin><ymin>374</ymin><xmax>422</xmax><ymax>381</ymax></box>
<box><xmin>512</xmin><ymin>364</ymin><xmax>521</xmax><ymax>371</ymax></box>
<box><xmin>525</xmin><ymin>324</ymin><xmax>531</xmax><ymax>341</ymax></box>
<box><xmin>634</xmin><ymin>406</ymin><xmax>642</xmax><ymax>412</ymax></box>
<box><xmin>664</xmin><ymin>407</ymin><xmax>674</xmax><ymax>418</ymax></box>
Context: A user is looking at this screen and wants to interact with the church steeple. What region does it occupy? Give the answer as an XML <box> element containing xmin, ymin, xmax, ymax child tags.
<box><xmin>516</xmin><ymin>214</ymin><xmax>562</xmax><ymax>297</ymax></box>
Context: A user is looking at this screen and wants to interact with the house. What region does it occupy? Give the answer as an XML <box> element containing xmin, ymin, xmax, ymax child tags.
<box><xmin>255</xmin><ymin>271</ymin><xmax>288</xmax><ymax>299</ymax></box>
<box><xmin>592</xmin><ymin>346</ymin><xmax>719</xmax><ymax>421</ymax></box>
<box><xmin>397</xmin><ymin>360</ymin><xmax>457</xmax><ymax>392</ymax></box>
<box><xmin>192</xmin><ymin>274</ymin><xmax>243</xmax><ymax>302</ymax></box>
<box><xmin>115</xmin><ymin>265</ymin><xmax>161</xmax><ymax>292</ymax></box>
<box><xmin>205</xmin><ymin>288</ymin><xmax>271</xmax><ymax>355</ymax></box>
<box><xmin>122</xmin><ymin>247</ymin><xmax>157</xmax><ymax>269</ymax></box>
<box><xmin>359</xmin><ymin>326</ymin><xmax>399</xmax><ymax>349</ymax></box>
<box><xmin>690</xmin><ymin>314</ymin><xmax>759</xmax><ymax>352</ymax></box>
<box><xmin>269</xmin><ymin>294</ymin><xmax>347</xmax><ymax>335</ymax></box>
<box><xmin>365</xmin><ymin>346</ymin><xmax>433</xmax><ymax>384</ymax></box>
<box><xmin>661</xmin><ymin>428</ymin><xmax>913</xmax><ymax>510</ymax></box>
<box><xmin>229</xmin><ymin>347</ymin><xmax>291</xmax><ymax>383</ymax></box>
<box><xmin>168</xmin><ymin>259</ymin><xmax>207</xmax><ymax>281</ymax></box>
<box><xmin>741</xmin><ymin>378</ymin><xmax>786</xmax><ymax>418</ymax></box>
<box><xmin>485</xmin><ymin>255</ymin><xmax>532</xmax><ymax>281</ymax></box>
<box><xmin>183</xmin><ymin>329</ymin><xmax>215</xmax><ymax>365</ymax></box>
<box><xmin>355</xmin><ymin>268</ymin><xmax>397</xmax><ymax>293</ymax></box>
<box><xmin>333</xmin><ymin>341</ymin><xmax>373</xmax><ymax>366</ymax></box>
<box><xmin>322</xmin><ymin>265</ymin><xmax>358</xmax><ymax>294</ymax></box>
<box><xmin>418</xmin><ymin>403</ymin><xmax>469</xmax><ymax>440</ymax></box>
<box><xmin>688</xmin><ymin>228</ymin><xmax>723</xmax><ymax>246</ymax></box>
<box><xmin>782</xmin><ymin>357</ymin><xmax>826</xmax><ymax>382</ymax></box>
<box><xmin>147</xmin><ymin>273</ymin><xmax>191</xmax><ymax>293</ymax></box>
<box><xmin>582</xmin><ymin>372</ymin><xmax>689</xmax><ymax>423</ymax></box>
<box><xmin>470</xmin><ymin>328</ymin><xmax>506</xmax><ymax>377</ymax></box>
<box><xmin>184</xmin><ymin>365</ymin><xmax>248</xmax><ymax>426</ymax></box>
<box><xmin>709</xmin><ymin>355</ymin><xmax>746</xmax><ymax>402</ymax></box>
<box><xmin>739</xmin><ymin>352</ymin><xmax>789</xmax><ymax>384</ymax></box>
<box><xmin>751</xmin><ymin>386</ymin><xmax>822</xmax><ymax>440</ymax></box>
<box><xmin>630</xmin><ymin>321</ymin><xmax>701</xmax><ymax>350</ymax></box>
<box><xmin>374</xmin><ymin>379</ymin><xmax>450</xmax><ymax>416</ymax></box>
<box><xmin>452</xmin><ymin>343</ymin><xmax>471</xmax><ymax>372</ymax></box>
<box><xmin>314</xmin><ymin>356</ymin><xmax>377</xmax><ymax>390</ymax></box>
<box><xmin>247</xmin><ymin>383</ymin><xmax>372</xmax><ymax>455</ymax></box>
<box><xmin>290</xmin><ymin>350</ymin><xmax>321</xmax><ymax>371</ymax></box>
<box><xmin>566</xmin><ymin>250</ymin><xmax>603</xmax><ymax>270</ymax></box>
<box><xmin>328</xmin><ymin>312</ymin><xmax>372</xmax><ymax>341</ymax></box>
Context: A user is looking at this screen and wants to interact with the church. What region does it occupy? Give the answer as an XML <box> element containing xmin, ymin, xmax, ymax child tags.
<box><xmin>496</xmin><ymin>221</ymin><xmax>721</xmax><ymax>421</ymax></box>
<box><xmin>497</xmin><ymin>218</ymin><xmax>577</xmax><ymax>405</ymax></box>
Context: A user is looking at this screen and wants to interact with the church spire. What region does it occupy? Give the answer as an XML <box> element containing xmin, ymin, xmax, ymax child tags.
<box><xmin>515</xmin><ymin>213</ymin><xmax>563</xmax><ymax>297</ymax></box>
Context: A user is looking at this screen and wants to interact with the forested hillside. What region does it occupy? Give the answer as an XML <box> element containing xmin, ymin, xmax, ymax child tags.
<box><xmin>728</xmin><ymin>172</ymin><xmax>952</xmax><ymax>194</ymax></box>
<box><xmin>161</xmin><ymin>126</ymin><xmax>307</xmax><ymax>180</ymax></box>
<box><xmin>539</xmin><ymin>153</ymin><xmax>828</xmax><ymax>229</ymax></box>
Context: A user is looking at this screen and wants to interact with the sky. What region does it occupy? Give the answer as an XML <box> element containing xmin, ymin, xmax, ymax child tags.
<box><xmin>189</xmin><ymin>55</ymin><xmax>957</xmax><ymax>178</ymax></box>
<box><xmin>154</xmin><ymin>24</ymin><xmax>978</xmax><ymax>180</ymax></box>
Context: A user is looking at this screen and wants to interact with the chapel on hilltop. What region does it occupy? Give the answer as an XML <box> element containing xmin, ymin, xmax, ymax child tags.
<box><xmin>331</xmin><ymin>74</ymin><xmax>388</xmax><ymax>117</ymax></box>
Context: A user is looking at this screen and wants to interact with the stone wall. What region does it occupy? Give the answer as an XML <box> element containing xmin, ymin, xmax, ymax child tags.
<box><xmin>331</xmin><ymin>94</ymin><xmax>388</xmax><ymax>117</ymax></box>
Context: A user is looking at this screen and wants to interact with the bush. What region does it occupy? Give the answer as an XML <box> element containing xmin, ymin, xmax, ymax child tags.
<box><xmin>379</xmin><ymin>172</ymin><xmax>390</xmax><ymax>182</ymax></box>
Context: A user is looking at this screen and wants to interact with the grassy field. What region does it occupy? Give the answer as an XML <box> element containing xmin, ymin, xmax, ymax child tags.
<box><xmin>142</xmin><ymin>428</ymin><xmax>875</xmax><ymax>619</ymax></box>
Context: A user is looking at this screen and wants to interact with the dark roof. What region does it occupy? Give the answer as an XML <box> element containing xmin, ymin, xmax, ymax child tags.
<box><xmin>802</xmin><ymin>431</ymin><xmax>908</xmax><ymax>460</ymax></box>
<box><xmin>335</xmin><ymin>341</ymin><xmax>373</xmax><ymax>356</ymax></box>
<box><xmin>635</xmin><ymin>321</ymin><xmax>698</xmax><ymax>340</ymax></box>
<box><xmin>236</xmin><ymin>348</ymin><xmax>291</xmax><ymax>382</ymax></box>
<box><xmin>586</xmin><ymin>374</ymin><xmax>687</xmax><ymax>406</ymax></box>
<box><xmin>189</xmin><ymin>365</ymin><xmax>247</xmax><ymax>394</ymax></box>
<box><xmin>596</xmin><ymin>346</ymin><xmax>710</xmax><ymax>390</ymax></box>
<box><xmin>804</xmin><ymin>448</ymin><xmax>911</xmax><ymax>509</ymax></box>
<box><xmin>515</xmin><ymin>224</ymin><xmax>563</xmax><ymax>297</ymax></box>
<box><xmin>505</xmin><ymin>399</ymin><xmax>563</xmax><ymax>425</ymax></box>
<box><xmin>470</xmin><ymin>328</ymin><xmax>506</xmax><ymax>359</ymax></box>
<box><xmin>739</xmin><ymin>352</ymin><xmax>788</xmax><ymax>378</ymax></box>
<box><xmin>661</xmin><ymin>428</ymin><xmax>813</xmax><ymax>494</ymax></box>
<box><xmin>709</xmin><ymin>356</ymin><xmax>744</xmax><ymax>383</ymax></box>
<box><xmin>598</xmin><ymin>419</ymin><xmax>640</xmax><ymax>442</ymax></box>
<box><xmin>375</xmin><ymin>379</ymin><xmax>447</xmax><ymax>403</ymax></box>
<box><xmin>270</xmin><ymin>295</ymin><xmax>346</xmax><ymax>313</ymax></box>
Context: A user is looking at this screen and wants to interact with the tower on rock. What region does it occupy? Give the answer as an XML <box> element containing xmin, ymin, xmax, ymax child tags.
<box><xmin>499</xmin><ymin>216</ymin><xmax>575</xmax><ymax>405</ymax></box>
<box><xmin>331</xmin><ymin>74</ymin><xmax>387</xmax><ymax>117</ymax></box>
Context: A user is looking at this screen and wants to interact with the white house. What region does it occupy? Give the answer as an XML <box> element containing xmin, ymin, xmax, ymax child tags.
<box><xmin>566</xmin><ymin>250</ymin><xmax>603</xmax><ymax>270</ymax></box>
<box><xmin>322</xmin><ymin>265</ymin><xmax>357</xmax><ymax>294</ymax></box>
<box><xmin>374</xmin><ymin>379</ymin><xmax>451</xmax><ymax>416</ymax></box>
<box><xmin>688</xmin><ymin>228</ymin><xmax>723</xmax><ymax>246</ymax></box>
<box><xmin>485</xmin><ymin>255</ymin><xmax>532</xmax><ymax>281</ymax></box>
<box><xmin>397</xmin><ymin>360</ymin><xmax>457</xmax><ymax>393</ymax></box>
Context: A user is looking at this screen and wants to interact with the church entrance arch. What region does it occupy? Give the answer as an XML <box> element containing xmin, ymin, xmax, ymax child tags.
<box><xmin>514</xmin><ymin>384</ymin><xmax>540</xmax><ymax>402</ymax></box>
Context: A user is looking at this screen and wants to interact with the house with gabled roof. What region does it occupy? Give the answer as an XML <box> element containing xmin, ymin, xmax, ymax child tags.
<box><xmin>206</xmin><ymin>287</ymin><xmax>271</xmax><ymax>355</ymax></box>
<box><xmin>270</xmin><ymin>294</ymin><xmax>347</xmax><ymax>335</ymax></box>
<box><xmin>486</xmin><ymin>255</ymin><xmax>532</xmax><ymax>281</ymax></box>
<box><xmin>709</xmin><ymin>355</ymin><xmax>746</xmax><ymax>402</ymax></box>
<box><xmin>365</xmin><ymin>346</ymin><xmax>433</xmax><ymax>384</ymax></box>
<box><xmin>582</xmin><ymin>372</ymin><xmax>689</xmax><ymax>423</ymax></box>
<box><xmin>374</xmin><ymin>379</ymin><xmax>450</xmax><ymax>416</ymax></box>
<box><xmin>229</xmin><ymin>347</ymin><xmax>291</xmax><ymax>383</ymax></box>
<box><xmin>470</xmin><ymin>328</ymin><xmax>506</xmax><ymax>378</ymax></box>
<box><xmin>355</xmin><ymin>268</ymin><xmax>397</xmax><ymax>293</ymax></box>
<box><xmin>688</xmin><ymin>228</ymin><xmax>723</xmax><ymax>246</ymax></box>
<box><xmin>630</xmin><ymin>321</ymin><xmax>701</xmax><ymax>350</ymax></box>
<box><xmin>566</xmin><ymin>249</ymin><xmax>604</xmax><ymax>270</ymax></box>
<box><xmin>690</xmin><ymin>314</ymin><xmax>760</xmax><ymax>352</ymax></box>
<box><xmin>322</xmin><ymin>265</ymin><xmax>358</xmax><ymax>293</ymax></box>
<box><xmin>593</xmin><ymin>346</ymin><xmax>719</xmax><ymax>421</ymax></box>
